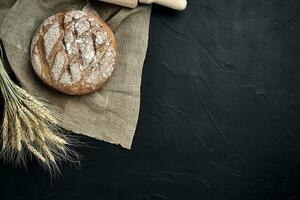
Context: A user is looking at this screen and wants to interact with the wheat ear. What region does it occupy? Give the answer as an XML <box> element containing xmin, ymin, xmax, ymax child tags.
<box><xmin>1</xmin><ymin>109</ymin><xmax>8</xmax><ymax>149</ymax></box>
<box><xmin>14</xmin><ymin>115</ymin><xmax>22</xmax><ymax>152</ymax></box>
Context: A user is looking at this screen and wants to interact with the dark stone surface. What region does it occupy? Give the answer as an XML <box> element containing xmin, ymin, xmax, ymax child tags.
<box><xmin>1</xmin><ymin>0</ymin><xmax>300</xmax><ymax>199</ymax></box>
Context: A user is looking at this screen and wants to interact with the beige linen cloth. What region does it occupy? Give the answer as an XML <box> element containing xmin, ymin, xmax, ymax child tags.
<box><xmin>0</xmin><ymin>0</ymin><xmax>151</xmax><ymax>149</ymax></box>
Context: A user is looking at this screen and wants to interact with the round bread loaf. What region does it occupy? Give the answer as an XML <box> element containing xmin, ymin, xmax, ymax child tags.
<box><xmin>31</xmin><ymin>10</ymin><xmax>116</xmax><ymax>95</ymax></box>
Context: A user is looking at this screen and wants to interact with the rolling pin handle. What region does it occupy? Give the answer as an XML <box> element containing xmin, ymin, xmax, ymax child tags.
<box><xmin>140</xmin><ymin>0</ymin><xmax>187</xmax><ymax>11</ymax></box>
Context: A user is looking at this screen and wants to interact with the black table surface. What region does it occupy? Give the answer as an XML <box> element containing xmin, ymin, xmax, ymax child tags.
<box><xmin>1</xmin><ymin>0</ymin><xmax>300</xmax><ymax>199</ymax></box>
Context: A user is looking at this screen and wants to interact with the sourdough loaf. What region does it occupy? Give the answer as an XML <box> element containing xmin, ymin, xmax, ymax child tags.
<box><xmin>31</xmin><ymin>10</ymin><xmax>116</xmax><ymax>95</ymax></box>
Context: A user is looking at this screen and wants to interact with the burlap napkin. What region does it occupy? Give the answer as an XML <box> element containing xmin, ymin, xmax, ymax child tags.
<box><xmin>0</xmin><ymin>0</ymin><xmax>151</xmax><ymax>149</ymax></box>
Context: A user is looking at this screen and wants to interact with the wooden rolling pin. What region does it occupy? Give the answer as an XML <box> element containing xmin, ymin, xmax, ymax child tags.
<box><xmin>99</xmin><ymin>0</ymin><xmax>187</xmax><ymax>11</ymax></box>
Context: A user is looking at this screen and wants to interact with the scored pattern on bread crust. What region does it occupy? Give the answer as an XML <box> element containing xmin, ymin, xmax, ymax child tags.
<box><xmin>31</xmin><ymin>10</ymin><xmax>116</xmax><ymax>95</ymax></box>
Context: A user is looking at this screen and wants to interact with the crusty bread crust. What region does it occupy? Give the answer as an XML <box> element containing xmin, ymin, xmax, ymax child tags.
<box><xmin>31</xmin><ymin>10</ymin><xmax>116</xmax><ymax>95</ymax></box>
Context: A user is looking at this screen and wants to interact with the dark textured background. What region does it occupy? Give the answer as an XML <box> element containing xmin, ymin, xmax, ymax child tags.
<box><xmin>1</xmin><ymin>0</ymin><xmax>300</xmax><ymax>199</ymax></box>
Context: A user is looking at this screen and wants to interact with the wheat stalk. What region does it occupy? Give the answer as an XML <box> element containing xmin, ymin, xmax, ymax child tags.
<box><xmin>0</xmin><ymin>44</ymin><xmax>79</xmax><ymax>175</ymax></box>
